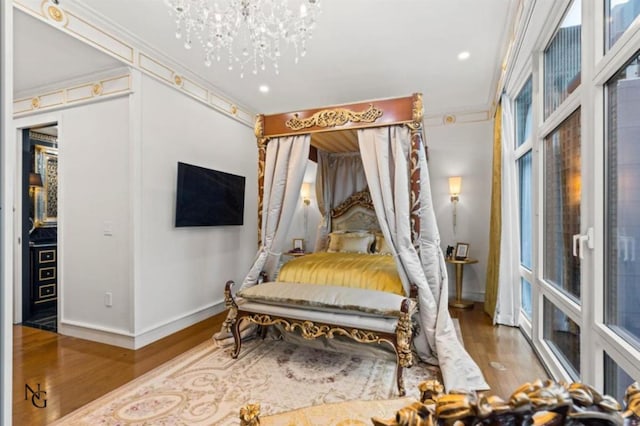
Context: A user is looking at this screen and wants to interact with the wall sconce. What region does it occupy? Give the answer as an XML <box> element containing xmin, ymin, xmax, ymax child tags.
<box><xmin>449</xmin><ymin>176</ymin><xmax>462</xmax><ymax>233</ymax></box>
<box><xmin>29</xmin><ymin>172</ymin><xmax>43</xmax><ymax>197</ymax></box>
<box><xmin>301</xmin><ymin>182</ymin><xmax>312</xmax><ymax>206</ymax></box>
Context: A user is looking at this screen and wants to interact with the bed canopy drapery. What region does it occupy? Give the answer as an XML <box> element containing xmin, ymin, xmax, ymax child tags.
<box><xmin>240</xmin><ymin>94</ymin><xmax>488</xmax><ymax>392</ymax></box>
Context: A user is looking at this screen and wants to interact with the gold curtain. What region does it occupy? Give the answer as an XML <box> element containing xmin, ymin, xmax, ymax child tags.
<box><xmin>484</xmin><ymin>103</ymin><xmax>502</xmax><ymax>318</ymax></box>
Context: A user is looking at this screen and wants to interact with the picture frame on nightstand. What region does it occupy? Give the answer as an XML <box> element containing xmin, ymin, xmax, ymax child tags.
<box><xmin>292</xmin><ymin>238</ymin><xmax>304</xmax><ymax>253</ymax></box>
<box><xmin>455</xmin><ymin>242</ymin><xmax>470</xmax><ymax>260</ymax></box>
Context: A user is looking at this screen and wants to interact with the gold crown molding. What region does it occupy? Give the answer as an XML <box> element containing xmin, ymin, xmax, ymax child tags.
<box><xmin>14</xmin><ymin>74</ymin><xmax>131</xmax><ymax>116</ymax></box>
<box><xmin>422</xmin><ymin>109</ymin><xmax>491</xmax><ymax>128</ymax></box>
<box><xmin>14</xmin><ymin>0</ymin><xmax>254</xmax><ymax>127</ymax></box>
<box><xmin>29</xmin><ymin>131</ymin><xmax>58</xmax><ymax>144</ymax></box>
<box><xmin>285</xmin><ymin>104</ymin><xmax>383</xmax><ymax>131</ymax></box>
<box><xmin>46</xmin><ymin>4</ymin><xmax>64</xmax><ymax>22</ymax></box>
<box><xmin>91</xmin><ymin>83</ymin><xmax>103</xmax><ymax>96</ymax></box>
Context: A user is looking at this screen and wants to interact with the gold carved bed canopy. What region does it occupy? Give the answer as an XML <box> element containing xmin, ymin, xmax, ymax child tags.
<box><xmin>254</xmin><ymin>93</ymin><xmax>425</xmax><ymax>246</ymax></box>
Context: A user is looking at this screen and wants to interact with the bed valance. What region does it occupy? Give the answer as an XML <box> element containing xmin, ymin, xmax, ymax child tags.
<box><xmin>255</xmin><ymin>94</ymin><xmax>425</xmax><ymax>248</ymax></box>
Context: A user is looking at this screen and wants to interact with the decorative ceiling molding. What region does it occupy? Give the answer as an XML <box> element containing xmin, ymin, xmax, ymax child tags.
<box><xmin>424</xmin><ymin>109</ymin><xmax>491</xmax><ymax>127</ymax></box>
<box><xmin>14</xmin><ymin>73</ymin><xmax>131</xmax><ymax>116</ymax></box>
<box><xmin>13</xmin><ymin>0</ymin><xmax>254</xmax><ymax>126</ymax></box>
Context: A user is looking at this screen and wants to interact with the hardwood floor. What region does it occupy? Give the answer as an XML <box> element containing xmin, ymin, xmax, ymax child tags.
<box><xmin>13</xmin><ymin>304</ymin><xmax>548</xmax><ymax>425</ymax></box>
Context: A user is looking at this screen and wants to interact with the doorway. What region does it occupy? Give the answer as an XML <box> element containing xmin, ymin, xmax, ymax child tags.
<box><xmin>21</xmin><ymin>125</ymin><xmax>58</xmax><ymax>332</ymax></box>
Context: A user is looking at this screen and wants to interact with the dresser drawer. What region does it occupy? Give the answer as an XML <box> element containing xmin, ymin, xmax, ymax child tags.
<box><xmin>39</xmin><ymin>249</ymin><xmax>56</xmax><ymax>263</ymax></box>
<box><xmin>38</xmin><ymin>283</ymin><xmax>56</xmax><ymax>300</ymax></box>
<box><xmin>39</xmin><ymin>267</ymin><xmax>56</xmax><ymax>281</ymax></box>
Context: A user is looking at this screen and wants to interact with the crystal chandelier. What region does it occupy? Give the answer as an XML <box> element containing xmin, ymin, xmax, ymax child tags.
<box><xmin>165</xmin><ymin>0</ymin><xmax>321</xmax><ymax>78</ymax></box>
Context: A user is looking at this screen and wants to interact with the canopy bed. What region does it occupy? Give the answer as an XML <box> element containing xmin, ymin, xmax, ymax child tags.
<box><xmin>219</xmin><ymin>93</ymin><xmax>488</xmax><ymax>394</ymax></box>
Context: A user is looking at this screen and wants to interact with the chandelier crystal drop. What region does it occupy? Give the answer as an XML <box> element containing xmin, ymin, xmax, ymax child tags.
<box><xmin>165</xmin><ymin>0</ymin><xmax>321</xmax><ymax>78</ymax></box>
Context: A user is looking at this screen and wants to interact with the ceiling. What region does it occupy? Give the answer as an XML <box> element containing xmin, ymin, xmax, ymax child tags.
<box><xmin>14</xmin><ymin>0</ymin><xmax>518</xmax><ymax>116</ymax></box>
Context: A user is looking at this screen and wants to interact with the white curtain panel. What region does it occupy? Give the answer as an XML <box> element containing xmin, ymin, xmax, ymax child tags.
<box><xmin>241</xmin><ymin>134</ymin><xmax>311</xmax><ymax>289</ymax></box>
<box><xmin>493</xmin><ymin>95</ymin><xmax>521</xmax><ymax>326</ymax></box>
<box><xmin>494</xmin><ymin>95</ymin><xmax>522</xmax><ymax>326</ymax></box>
<box><xmin>358</xmin><ymin>126</ymin><xmax>488</xmax><ymax>392</ymax></box>
<box><xmin>314</xmin><ymin>151</ymin><xmax>368</xmax><ymax>251</ymax></box>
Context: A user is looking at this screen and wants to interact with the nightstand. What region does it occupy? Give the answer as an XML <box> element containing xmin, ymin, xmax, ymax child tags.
<box><xmin>445</xmin><ymin>257</ymin><xmax>478</xmax><ymax>309</ymax></box>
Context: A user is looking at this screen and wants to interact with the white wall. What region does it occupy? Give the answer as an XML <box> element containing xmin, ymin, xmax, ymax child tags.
<box><xmin>137</xmin><ymin>76</ymin><xmax>257</xmax><ymax>336</ymax></box>
<box><xmin>426</xmin><ymin>120</ymin><xmax>494</xmax><ymax>302</ymax></box>
<box><xmin>0</xmin><ymin>1</ymin><xmax>13</xmax><ymax>423</ymax></box>
<box><xmin>61</xmin><ymin>96</ymin><xmax>133</xmax><ymax>333</ymax></box>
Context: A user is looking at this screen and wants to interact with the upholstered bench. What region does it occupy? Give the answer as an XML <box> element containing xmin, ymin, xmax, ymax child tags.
<box><xmin>223</xmin><ymin>281</ymin><xmax>416</xmax><ymax>395</ymax></box>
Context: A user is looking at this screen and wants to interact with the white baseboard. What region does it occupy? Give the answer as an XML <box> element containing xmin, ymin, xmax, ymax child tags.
<box><xmin>133</xmin><ymin>301</ymin><xmax>226</xmax><ymax>349</ymax></box>
<box><xmin>59</xmin><ymin>300</ymin><xmax>226</xmax><ymax>349</ymax></box>
<box><xmin>58</xmin><ymin>320</ymin><xmax>136</xmax><ymax>349</ymax></box>
<box><xmin>463</xmin><ymin>291</ymin><xmax>485</xmax><ymax>303</ymax></box>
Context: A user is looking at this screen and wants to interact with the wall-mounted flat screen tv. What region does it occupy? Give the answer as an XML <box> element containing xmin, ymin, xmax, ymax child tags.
<box><xmin>175</xmin><ymin>162</ymin><xmax>245</xmax><ymax>227</ymax></box>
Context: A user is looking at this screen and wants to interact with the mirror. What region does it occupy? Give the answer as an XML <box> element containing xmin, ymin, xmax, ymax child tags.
<box><xmin>33</xmin><ymin>145</ymin><xmax>57</xmax><ymax>227</ymax></box>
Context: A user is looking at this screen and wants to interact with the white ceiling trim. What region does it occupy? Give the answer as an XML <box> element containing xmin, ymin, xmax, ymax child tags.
<box><xmin>13</xmin><ymin>0</ymin><xmax>254</xmax><ymax>126</ymax></box>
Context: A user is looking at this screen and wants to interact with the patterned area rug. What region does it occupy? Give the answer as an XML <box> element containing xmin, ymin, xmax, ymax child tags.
<box><xmin>52</xmin><ymin>337</ymin><xmax>440</xmax><ymax>425</ymax></box>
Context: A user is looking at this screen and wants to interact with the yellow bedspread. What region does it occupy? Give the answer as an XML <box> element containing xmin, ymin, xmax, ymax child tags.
<box><xmin>278</xmin><ymin>252</ymin><xmax>405</xmax><ymax>296</ymax></box>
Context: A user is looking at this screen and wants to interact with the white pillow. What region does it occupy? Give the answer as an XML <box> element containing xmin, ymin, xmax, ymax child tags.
<box><xmin>327</xmin><ymin>232</ymin><xmax>374</xmax><ymax>253</ymax></box>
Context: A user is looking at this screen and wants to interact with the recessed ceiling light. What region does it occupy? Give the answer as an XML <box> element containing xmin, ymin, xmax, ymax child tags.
<box><xmin>259</xmin><ymin>85</ymin><xmax>269</xmax><ymax>93</ymax></box>
<box><xmin>457</xmin><ymin>51</ymin><xmax>470</xmax><ymax>61</ymax></box>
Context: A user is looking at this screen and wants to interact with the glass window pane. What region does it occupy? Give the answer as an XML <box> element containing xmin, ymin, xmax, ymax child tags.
<box><xmin>543</xmin><ymin>298</ymin><xmax>580</xmax><ymax>378</ymax></box>
<box><xmin>544</xmin><ymin>0</ymin><xmax>582</xmax><ymax>118</ymax></box>
<box><xmin>515</xmin><ymin>78</ymin><xmax>533</xmax><ymax>147</ymax></box>
<box><xmin>604</xmin><ymin>352</ymin><xmax>635</xmax><ymax>402</ymax></box>
<box><xmin>519</xmin><ymin>150</ymin><xmax>533</xmax><ymax>269</ymax></box>
<box><xmin>605</xmin><ymin>52</ymin><xmax>640</xmax><ymax>349</ymax></box>
<box><xmin>606</xmin><ymin>0</ymin><xmax>640</xmax><ymax>51</ymax></box>
<box><xmin>521</xmin><ymin>278</ymin><xmax>532</xmax><ymax>319</ymax></box>
<box><xmin>543</xmin><ymin>109</ymin><xmax>581</xmax><ymax>301</ymax></box>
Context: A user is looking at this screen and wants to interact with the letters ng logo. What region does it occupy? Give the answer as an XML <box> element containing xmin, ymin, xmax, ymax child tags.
<box><xmin>25</xmin><ymin>383</ymin><xmax>47</xmax><ymax>408</ymax></box>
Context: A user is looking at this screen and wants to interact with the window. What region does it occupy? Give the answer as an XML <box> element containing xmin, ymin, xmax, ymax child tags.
<box><xmin>515</xmin><ymin>78</ymin><xmax>532</xmax><ymax>148</ymax></box>
<box><xmin>605</xmin><ymin>52</ymin><xmax>640</xmax><ymax>349</ymax></box>
<box><xmin>543</xmin><ymin>109</ymin><xmax>581</xmax><ymax>301</ymax></box>
<box><xmin>521</xmin><ymin>278</ymin><xmax>532</xmax><ymax>319</ymax></box>
<box><xmin>519</xmin><ymin>151</ymin><xmax>533</xmax><ymax>270</ymax></box>
<box><xmin>604</xmin><ymin>352</ymin><xmax>635</xmax><ymax>401</ymax></box>
<box><xmin>606</xmin><ymin>0</ymin><xmax>640</xmax><ymax>51</ymax></box>
<box><xmin>544</xmin><ymin>0</ymin><xmax>582</xmax><ymax>118</ymax></box>
<box><xmin>543</xmin><ymin>298</ymin><xmax>580</xmax><ymax>378</ymax></box>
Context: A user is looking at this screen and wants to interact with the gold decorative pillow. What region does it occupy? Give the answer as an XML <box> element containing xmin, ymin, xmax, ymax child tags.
<box><xmin>327</xmin><ymin>232</ymin><xmax>374</xmax><ymax>254</ymax></box>
<box><xmin>375</xmin><ymin>234</ymin><xmax>394</xmax><ymax>255</ymax></box>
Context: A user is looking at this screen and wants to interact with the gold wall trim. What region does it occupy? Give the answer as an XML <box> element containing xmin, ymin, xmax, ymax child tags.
<box><xmin>29</xmin><ymin>131</ymin><xmax>57</xmax><ymax>144</ymax></box>
<box><xmin>285</xmin><ymin>104</ymin><xmax>383</xmax><ymax>131</ymax></box>
<box><xmin>13</xmin><ymin>0</ymin><xmax>254</xmax><ymax>127</ymax></box>
<box><xmin>14</xmin><ymin>73</ymin><xmax>132</xmax><ymax>116</ymax></box>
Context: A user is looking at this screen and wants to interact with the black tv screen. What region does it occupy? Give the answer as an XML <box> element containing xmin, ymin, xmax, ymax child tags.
<box><xmin>175</xmin><ymin>162</ymin><xmax>245</xmax><ymax>227</ymax></box>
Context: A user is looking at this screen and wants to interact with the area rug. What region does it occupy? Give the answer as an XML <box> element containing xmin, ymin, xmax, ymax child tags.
<box><xmin>52</xmin><ymin>336</ymin><xmax>441</xmax><ymax>425</ymax></box>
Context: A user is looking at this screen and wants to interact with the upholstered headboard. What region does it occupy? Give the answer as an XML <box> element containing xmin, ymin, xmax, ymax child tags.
<box><xmin>331</xmin><ymin>190</ymin><xmax>380</xmax><ymax>232</ymax></box>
